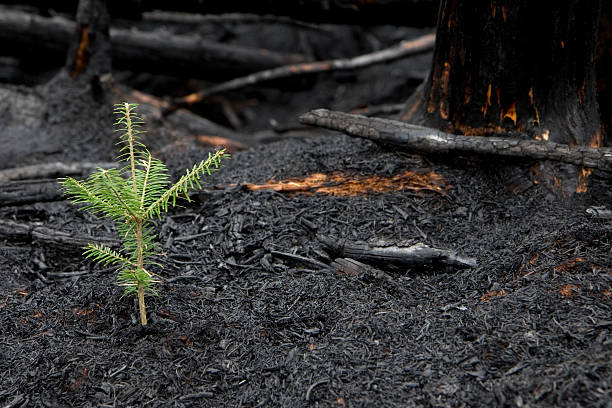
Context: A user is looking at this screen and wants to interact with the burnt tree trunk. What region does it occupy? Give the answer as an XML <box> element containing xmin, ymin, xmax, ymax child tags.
<box><xmin>401</xmin><ymin>0</ymin><xmax>604</xmax><ymax>149</ymax></box>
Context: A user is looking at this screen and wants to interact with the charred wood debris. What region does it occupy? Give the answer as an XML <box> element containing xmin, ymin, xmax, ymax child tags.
<box><xmin>0</xmin><ymin>3</ymin><xmax>611</xmax><ymax>406</ymax></box>
<box><xmin>0</xmin><ymin>1</ymin><xmax>465</xmax><ymax>274</ymax></box>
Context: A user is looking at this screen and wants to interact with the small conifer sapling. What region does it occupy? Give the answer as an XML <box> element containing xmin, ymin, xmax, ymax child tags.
<box><xmin>60</xmin><ymin>102</ymin><xmax>229</xmax><ymax>326</ymax></box>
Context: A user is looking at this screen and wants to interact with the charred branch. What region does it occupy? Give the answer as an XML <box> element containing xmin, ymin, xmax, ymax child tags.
<box><xmin>173</xmin><ymin>33</ymin><xmax>435</xmax><ymax>107</ymax></box>
<box><xmin>8</xmin><ymin>0</ymin><xmax>439</xmax><ymax>26</ymax></box>
<box><xmin>0</xmin><ymin>218</ymin><xmax>119</xmax><ymax>249</ymax></box>
<box><xmin>0</xmin><ymin>8</ymin><xmax>308</xmax><ymax>79</ymax></box>
<box><xmin>330</xmin><ymin>257</ymin><xmax>396</xmax><ymax>282</ymax></box>
<box><xmin>142</xmin><ymin>11</ymin><xmax>330</xmax><ymax>32</ymax></box>
<box><xmin>112</xmin><ymin>84</ymin><xmax>253</xmax><ymax>149</ymax></box>
<box><xmin>0</xmin><ymin>162</ymin><xmax>117</xmax><ymax>182</ymax></box>
<box><xmin>300</xmin><ymin>109</ymin><xmax>612</xmax><ymax>172</ymax></box>
<box><xmin>0</xmin><ymin>163</ymin><xmax>116</xmax><ymax>206</ymax></box>
<box><xmin>0</xmin><ymin>180</ymin><xmax>64</xmax><ymax>206</ymax></box>
<box><xmin>317</xmin><ymin>234</ymin><xmax>477</xmax><ymax>269</ymax></box>
<box><xmin>138</xmin><ymin>0</ymin><xmax>439</xmax><ymax>26</ymax></box>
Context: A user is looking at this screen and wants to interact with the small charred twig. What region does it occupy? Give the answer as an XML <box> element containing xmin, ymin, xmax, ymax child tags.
<box><xmin>143</xmin><ymin>11</ymin><xmax>330</xmax><ymax>32</ymax></box>
<box><xmin>318</xmin><ymin>234</ymin><xmax>477</xmax><ymax>269</ymax></box>
<box><xmin>305</xmin><ymin>379</ymin><xmax>329</xmax><ymax>402</ymax></box>
<box><xmin>331</xmin><ymin>257</ymin><xmax>394</xmax><ymax>282</ymax></box>
<box><xmin>271</xmin><ymin>250</ymin><xmax>329</xmax><ymax>270</ymax></box>
<box><xmin>173</xmin><ymin>33</ymin><xmax>435</xmax><ymax>106</ymax></box>
<box><xmin>300</xmin><ymin>109</ymin><xmax>612</xmax><ymax>172</ymax></box>
<box><xmin>586</xmin><ymin>206</ymin><xmax>612</xmax><ymax>219</ymax></box>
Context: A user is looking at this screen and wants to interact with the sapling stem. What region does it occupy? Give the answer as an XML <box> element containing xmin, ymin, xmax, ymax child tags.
<box><xmin>137</xmin><ymin>281</ymin><xmax>147</xmax><ymax>326</ymax></box>
<box><xmin>60</xmin><ymin>102</ymin><xmax>229</xmax><ymax>326</ymax></box>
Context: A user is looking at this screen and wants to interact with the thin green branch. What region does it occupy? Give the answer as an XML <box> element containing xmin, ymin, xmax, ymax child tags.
<box><xmin>143</xmin><ymin>149</ymin><xmax>227</xmax><ymax>218</ymax></box>
<box><xmin>101</xmin><ymin>170</ymin><xmax>140</xmax><ymax>220</ymax></box>
<box><xmin>140</xmin><ymin>154</ymin><xmax>152</xmax><ymax>209</ymax></box>
<box><xmin>123</xmin><ymin>103</ymin><xmax>139</xmax><ymax>194</ymax></box>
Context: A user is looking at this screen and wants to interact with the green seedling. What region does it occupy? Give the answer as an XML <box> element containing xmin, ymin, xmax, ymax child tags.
<box><xmin>60</xmin><ymin>102</ymin><xmax>229</xmax><ymax>326</ymax></box>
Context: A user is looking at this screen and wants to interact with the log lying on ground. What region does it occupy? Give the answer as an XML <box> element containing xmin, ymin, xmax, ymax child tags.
<box><xmin>0</xmin><ymin>218</ymin><xmax>119</xmax><ymax>249</ymax></box>
<box><xmin>0</xmin><ymin>162</ymin><xmax>117</xmax><ymax>182</ymax></box>
<box><xmin>330</xmin><ymin>257</ymin><xmax>395</xmax><ymax>281</ymax></box>
<box><xmin>0</xmin><ymin>180</ymin><xmax>65</xmax><ymax>206</ymax></box>
<box><xmin>143</xmin><ymin>11</ymin><xmax>331</xmax><ymax>32</ymax></box>
<box><xmin>138</xmin><ymin>0</ymin><xmax>439</xmax><ymax>26</ymax></box>
<box><xmin>174</xmin><ymin>33</ymin><xmax>435</xmax><ymax>107</ymax></box>
<box><xmin>0</xmin><ymin>163</ymin><xmax>116</xmax><ymax>206</ymax></box>
<box><xmin>300</xmin><ymin>109</ymin><xmax>612</xmax><ymax>172</ymax></box>
<box><xmin>0</xmin><ymin>8</ymin><xmax>307</xmax><ymax>79</ymax></box>
<box><xmin>317</xmin><ymin>234</ymin><xmax>477</xmax><ymax>269</ymax></box>
<box><xmin>7</xmin><ymin>0</ymin><xmax>439</xmax><ymax>26</ymax></box>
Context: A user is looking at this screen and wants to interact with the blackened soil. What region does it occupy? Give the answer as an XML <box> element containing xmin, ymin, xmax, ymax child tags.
<box><xmin>1</xmin><ymin>134</ymin><xmax>611</xmax><ymax>407</ymax></box>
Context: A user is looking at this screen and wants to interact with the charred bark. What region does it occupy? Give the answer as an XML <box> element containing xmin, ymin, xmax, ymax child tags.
<box><xmin>0</xmin><ymin>8</ymin><xmax>307</xmax><ymax>79</ymax></box>
<box><xmin>66</xmin><ymin>0</ymin><xmax>111</xmax><ymax>80</ymax></box>
<box><xmin>0</xmin><ymin>219</ymin><xmax>119</xmax><ymax>249</ymax></box>
<box><xmin>317</xmin><ymin>234</ymin><xmax>477</xmax><ymax>269</ymax></box>
<box><xmin>8</xmin><ymin>0</ymin><xmax>439</xmax><ymax>26</ymax></box>
<box><xmin>0</xmin><ymin>162</ymin><xmax>117</xmax><ymax>183</ymax></box>
<box><xmin>0</xmin><ymin>180</ymin><xmax>64</xmax><ymax>206</ymax></box>
<box><xmin>401</xmin><ymin>0</ymin><xmax>604</xmax><ymax>149</ymax></box>
<box><xmin>300</xmin><ymin>109</ymin><xmax>612</xmax><ymax>172</ymax></box>
<box><xmin>173</xmin><ymin>33</ymin><xmax>435</xmax><ymax>107</ymax></box>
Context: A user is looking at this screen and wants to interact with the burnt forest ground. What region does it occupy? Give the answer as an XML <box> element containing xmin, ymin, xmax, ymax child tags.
<box><xmin>0</xmin><ymin>4</ymin><xmax>611</xmax><ymax>408</ymax></box>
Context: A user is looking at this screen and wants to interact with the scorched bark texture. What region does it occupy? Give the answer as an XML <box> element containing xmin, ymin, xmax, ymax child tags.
<box><xmin>0</xmin><ymin>8</ymin><xmax>307</xmax><ymax>80</ymax></box>
<box><xmin>300</xmin><ymin>109</ymin><xmax>612</xmax><ymax>171</ymax></box>
<box><xmin>402</xmin><ymin>0</ymin><xmax>604</xmax><ymax>148</ymax></box>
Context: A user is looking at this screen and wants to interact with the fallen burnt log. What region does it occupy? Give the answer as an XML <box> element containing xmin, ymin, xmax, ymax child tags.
<box><xmin>0</xmin><ymin>163</ymin><xmax>116</xmax><ymax>206</ymax></box>
<box><xmin>0</xmin><ymin>180</ymin><xmax>66</xmax><ymax>206</ymax></box>
<box><xmin>330</xmin><ymin>257</ymin><xmax>395</xmax><ymax>281</ymax></box>
<box><xmin>137</xmin><ymin>0</ymin><xmax>439</xmax><ymax>26</ymax></box>
<box><xmin>0</xmin><ymin>8</ymin><xmax>307</xmax><ymax>79</ymax></box>
<box><xmin>317</xmin><ymin>234</ymin><xmax>477</xmax><ymax>269</ymax></box>
<box><xmin>173</xmin><ymin>33</ymin><xmax>435</xmax><ymax>107</ymax></box>
<box><xmin>0</xmin><ymin>162</ymin><xmax>116</xmax><ymax>182</ymax></box>
<box><xmin>300</xmin><ymin>109</ymin><xmax>612</xmax><ymax>172</ymax></box>
<box><xmin>0</xmin><ymin>218</ymin><xmax>119</xmax><ymax>249</ymax></box>
<box><xmin>13</xmin><ymin>0</ymin><xmax>438</xmax><ymax>26</ymax></box>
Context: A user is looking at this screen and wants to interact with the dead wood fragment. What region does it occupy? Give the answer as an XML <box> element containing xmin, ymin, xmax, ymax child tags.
<box><xmin>0</xmin><ymin>163</ymin><xmax>117</xmax><ymax>206</ymax></box>
<box><xmin>116</xmin><ymin>86</ymin><xmax>252</xmax><ymax>149</ymax></box>
<box><xmin>173</xmin><ymin>33</ymin><xmax>435</xmax><ymax>107</ymax></box>
<box><xmin>227</xmin><ymin>169</ymin><xmax>446</xmax><ymax>196</ymax></box>
<box><xmin>0</xmin><ymin>180</ymin><xmax>64</xmax><ymax>206</ymax></box>
<box><xmin>300</xmin><ymin>109</ymin><xmax>612</xmax><ymax>172</ymax></box>
<box><xmin>0</xmin><ymin>218</ymin><xmax>119</xmax><ymax>249</ymax></box>
<box><xmin>318</xmin><ymin>234</ymin><xmax>477</xmax><ymax>269</ymax></box>
<box><xmin>331</xmin><ymin>257</ymin><xmax>394</xmax><ymax>281</ymax></box>
<box><xmin>586</xmin><ymin>206</ymin><xmax>612</xmax><ymax>218</ymax></box>
<box><xmin>0</xmin><ymin>8</ymin><xmax>307</xmax><ymax>78</ymax></box>
<box><xmin>271</xmin><ymin>250</ymin><xmax>329</xmax><ymax>270</ymax></box>
<box><xmin>143</xmin><ymin>11</ymin><xmax>330</xmax><ymax>32</ymax></box>
<box><xmin>329</xmin><ymin>258</ymin><xmax>411</xmax><ymax>297</ymax></box>
<box><xmin>0</xmin><ymin>162</ymin><xmax>117</xmax><ymax>182</ymax></box>
<box><xmin>124</xmin><ymin>0</ymin><xmax>440</xmax><ymax>26</ymax></box>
